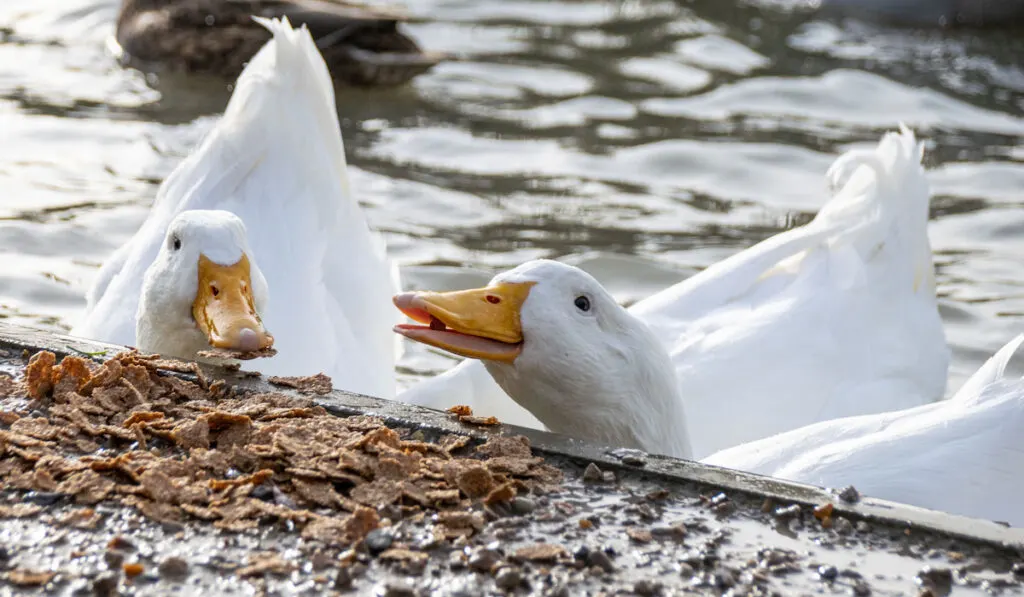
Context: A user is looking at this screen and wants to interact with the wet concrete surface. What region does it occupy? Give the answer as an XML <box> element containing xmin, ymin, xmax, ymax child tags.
<box><xmin>1</xmin><ymin>323</ymin><xmax>1023</xmax><ymax>597</ymax></box>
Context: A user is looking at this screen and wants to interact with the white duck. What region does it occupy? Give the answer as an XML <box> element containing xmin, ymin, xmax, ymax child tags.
<box><xmin>73</xmin><ymin>17</ymin><xmax>399</xmax><ymax>398</ymax></box>
<box><xmin>137</xmin><ymin>210</ymin><xmax>273</xmax><ymax>361</ymax></box>
<box><xmin>394</xmin><ymin>126</ymin><xmax>950</xmax><ymax>459</ymax></box>
<box><xmin>705</xmin><ymin>333</ymin><xmax>1024</xmax><ymax>527</ymax></box>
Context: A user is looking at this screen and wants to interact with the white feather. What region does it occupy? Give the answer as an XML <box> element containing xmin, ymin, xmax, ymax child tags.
<box><xmin>403</xmin><ymin>126</ymin><xmax>949</xmax><ymax>459</ymax></box>
<box><xmin>75</xmin><ymin>17</ymin><xmax>400</xmax><ymax>398</ymax></box>
<box><xmin>704</xmin><ymin>334</ymin><xmax>1024</xmax><ymax>526</ymax></box>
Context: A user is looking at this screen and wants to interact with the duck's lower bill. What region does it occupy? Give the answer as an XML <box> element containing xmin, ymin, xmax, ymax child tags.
<box><xmin>392</xmin><ymin>283</ymin><xmax>533</xmax><ymax>363</ymax></box>
<box><xmin>192</xmin><ymin>254</ymin><xmax>274</xmax><ymax>353</ymax></box>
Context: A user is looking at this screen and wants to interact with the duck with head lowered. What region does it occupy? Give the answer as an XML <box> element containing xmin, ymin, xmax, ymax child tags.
<box><xmin>394</xmin><ymin>126</ymin><xmax>950</xmax><ymax>459</ymax></box>
<box><xmin>114</xmin><ymin>0</ymin><xmax>447</xmax><ymax>86</ymax></box>
<box><xmin>75</xmin><ymin>18</ymin><xmax>400</xmax><ymax>398</ymax></box>
<box><xmin>136</xmin><ymin>209</ymin><xmax>274</xmax><ymax>364</ymax></box>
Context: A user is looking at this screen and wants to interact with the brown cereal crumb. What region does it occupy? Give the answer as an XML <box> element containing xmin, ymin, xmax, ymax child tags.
<box><xmin>459</xmin><ymin>415</ymin><xmax>500</xmax><ymax>426</ymax></box>
<box><xmin>196</xmin><ymin>347</ymin><xmax>278</xmax><ymax>361</ymax></box>
<box><xmin>25</xmin><ymin>351</ymin><xmax>56</xmax><ymax>399</ymax></box>
<box><xmin>0</xmin><ymin>504</ymin><xmax>43</xmax><ymax>518</ymax></box>
<box><xmin>484</xmin><ymin>482</ymin><xmax>517</xmax><ymax>505</ymax></box>
<box><xmin>513</xmin><ymin>543</ymin><xmax>569</xmax><ymax>562</ymax></box>
<box><xmin>6</xmin><ymin>569</ymin><xmax>55</xmax><ymax>586</ymax></box>
<box><xmin>0</xmin><ymin>350</ymin><xmax>561</xmax><ymax>554</ymax></box>
<box><xmin>267</xmin><ymin>373</ymin><xmax>332</xmax><ymax>395</ymax></box>
<box><xmin>238</xmin><ymin>553</ymin><xmax>297</xmax><ymax>577</ymax></box>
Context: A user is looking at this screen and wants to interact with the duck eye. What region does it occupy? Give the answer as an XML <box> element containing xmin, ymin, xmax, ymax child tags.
<box><xmin>574</xmin><ymin>296</ymin><xmax>591</xmax><ymax>312</ymax></box>
<box><xmin>486</xmin><ymin>295</ymin><xmax>501</xmax><ymax>304</ymax></box>
<box><xmin>171</xmin><ymin>235</ymin><xmax>181</xmax><ymax>251</ymax></box>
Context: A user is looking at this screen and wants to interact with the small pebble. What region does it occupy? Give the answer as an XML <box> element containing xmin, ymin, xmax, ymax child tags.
<box><xmin>818</xmin><ymin>565</ymin><xmax>838</xmax><ymax>581</ymax></box>
<box><xmin>622</xmin><ymin>454</ymin><xmax>646</xmax><ymax>467</ymax></box>
<box><xmin>469</xmin><ymin>548</ymin><xmax>501</xmax><ymax>572</ymax></box>
<box><xmin>651</xmin><ymin>524</ymin><xmax>685</xmax><ymax>538</ymax></box>
<box><xmin>545</xmin><ymin>585</ymin><xmax>570</xmax><ymax>597</ymax></box>
<box><xmin>573</xmin><ymin>545</ymin><xmax>590</xmax><ymax>561</ymax></box>
<box><xmin>633</xmin><ymin>579</ymin><xmax>662</xmax><ymax>595</ymax></box>
<box><xmin>583</xmin><ymin>463</ymin><xmax>603</xmax><ymax>482</ymax></box>
<box><xmin>678</xmin><ymin>562</ymin><xmax>695</xmax><ymax>578</ymax></box>
<box><xmin>916</xmin><ymin>566</ymin><xmax>953</xmax><ymax>590</ymax></box>
<box><xmin>158</xmin><ymin>557</ymin><xmax>189</xmax><ymax>579</ymax></box>
<box><xmin>333</xmin><ymin>567</ymin><xmax>353</xmax><ymax>590</ymax></box>
<box><xmin>311</xmin><ymin>551</ymin><xmax>333</xmax><ymax>572</ymax></box>
<box><xmin>92</xmin><ymin>573</ymin><xmax>120</xmax><ymax>597</ymax></box>
<box><xmin>364</xmin><ymin>529</ymin><xmax>394</xmax><ymax>555</ymax></box>
<box><xmin>853</xmin><ymin>582</ymin><xmax>872</xmax><ymax>596</ymax></box>
<box><xmin>1012</xmin><ymin>562</ymin><xmax>1024</xmax><ymax>578</ymax></box>
<box><xmin>838</xmin><ymin>485</ymin><xmax>861</xmax><ymax>503</ymax></box>
<box><xmin>511</xmin><ymin>497</ymin><xmax>536</xmax><ymax>515</ymax></box>
<box><xmin>856</xmin><ymin>521</ymin><xmax>871</xmax><ymax>533</ymax></box>
<box><xmin>24</xmin><ymin>491</ymin><xmax>62</xmax><ymax>506</ymax></box>
<box><xmin>713</xmin><ymin>567</ymin><xmax>737</xmax><ymax>588</ymax></box>
<box><xmin>601</xmin><ymin>471</ymin><xmax>616</xmax><ymax>483</ymax></box>
<box><xmin>587</xmin><ymin>550</ymin><xmax>615</xmax><ymax>573</ymax></box>
<box><xmin>251</xmin><ymin>483</ymin><xmax>273</xmax><ymax>501</ymax></box>
<box><xmin>833</xmin><ymin>517</ymin><xmax>854</xmax><ymax>535</ymax></box>
<box><xmin>713</xmin><ymin>502</ymin><xmax>736</xmax><ymax>517</ymax></box>
<box><xmin>495</xmin><ymin>567</ymin><xmax>523</xmax><ymax>590</ymax></box>
<box><xmin>103</xmin><ymin>550</ymin><xmax>125</xmax><ymax>569</ymax></box>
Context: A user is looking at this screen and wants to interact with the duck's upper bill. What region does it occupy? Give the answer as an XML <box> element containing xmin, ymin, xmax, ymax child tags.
<box><xmin>193</xmin><ymin>253</ymin><xmax>274</xmax><ymax>353</ymax></box>
<box><xmin>392</xmin><ymin>282</ymin><xmax>535</xmax><ymax>363</ymax></box>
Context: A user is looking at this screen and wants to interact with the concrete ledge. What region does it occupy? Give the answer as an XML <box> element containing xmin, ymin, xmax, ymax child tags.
<box><xmin>1</xmin><ymin>321</ymin><xmax>1021</xmax><ymax>552</ymax></box>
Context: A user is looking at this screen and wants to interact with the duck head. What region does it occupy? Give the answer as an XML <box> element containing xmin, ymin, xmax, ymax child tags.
<box><xmin>394</xmin><ymin>259</ymin><xmax>692</xmax><ymax>458</ymax></box>
<box><xmin>136</xmin><ymin>210</ymin><xmax>274</xmax><ymax>361</ymax></box>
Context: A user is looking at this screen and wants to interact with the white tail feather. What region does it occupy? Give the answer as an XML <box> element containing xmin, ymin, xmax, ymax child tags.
<box><xmin>953</xmin><ymin>334</ymin><xmax>1024</xmax><ymax>403</ymax></box>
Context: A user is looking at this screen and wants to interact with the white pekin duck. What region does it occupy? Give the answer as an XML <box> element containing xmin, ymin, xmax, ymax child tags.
<box><xmin>73</xmin><ymin>17</ymin><xmax>400</xmax><ymax>399</ymax></box>
<box><xmin>393</xmin><ymin>126</ymin><xmax>950</xmax><ymax>459</ymax></box>
<box><xmin>704</xmin><ymin>333</ymin><xmax>1024</xmax><ymax>527</ymax></box>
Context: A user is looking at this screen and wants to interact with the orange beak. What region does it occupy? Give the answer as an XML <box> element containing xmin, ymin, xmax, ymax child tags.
<box><xmin>392</xmin><ymin>282</ymin><xmax>534</xmax><ymax>363</ymax></box>
<box><xmin>192</xmin><ymin>254</ymin><xmax>274</xmax><ymax>352</ymax></box>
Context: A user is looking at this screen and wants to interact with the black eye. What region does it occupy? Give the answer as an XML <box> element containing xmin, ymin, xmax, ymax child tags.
<box><xmin>171</xmin><ymin>235</ymin><xmax>181</xmax><ymax>251</ymax></box>
<box><xmin>574</xmin><ymin>296</ymin><xmax>590</xmax><ymax>312</ymax></box>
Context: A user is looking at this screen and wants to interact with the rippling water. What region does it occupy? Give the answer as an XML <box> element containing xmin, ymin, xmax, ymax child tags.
<box><xmin>1</xmin><ymin>0</ymin><xmax>1023</xmax><ymax>395</ymax></box>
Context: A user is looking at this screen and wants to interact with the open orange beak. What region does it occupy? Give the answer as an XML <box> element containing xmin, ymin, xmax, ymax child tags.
<box><xmin>192</xmin><ymin>254</ymin><xmax>274</xmax><ymax>353</ymax></box>
<box><xmin>392</xmin><ymin>282</ymin><xmax>534</xmax><ymax>363</ymax></box>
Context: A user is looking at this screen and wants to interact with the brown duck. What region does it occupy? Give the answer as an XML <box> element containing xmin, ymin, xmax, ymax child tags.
<box><xmin>115</xmin><ymin>0</ymin><xmax>447</xmax><ymax>86</ymax></box>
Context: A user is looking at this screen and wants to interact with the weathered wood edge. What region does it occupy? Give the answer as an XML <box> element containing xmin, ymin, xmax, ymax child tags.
<box><xmin>1</xmin><ymin>321</ymin><xmax>1020</xmax><ymax>553</ymax></box>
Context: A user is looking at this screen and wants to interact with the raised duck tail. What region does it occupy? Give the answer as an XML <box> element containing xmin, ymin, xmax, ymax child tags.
<box><xmin>814</xmin><ymin>124</ymin><xmax>935</xmax><ymax>295</ymax></box>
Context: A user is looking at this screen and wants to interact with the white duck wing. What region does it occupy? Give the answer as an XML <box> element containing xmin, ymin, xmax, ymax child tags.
<box><xmin>75</xmin><ymin>18</ymin><xmax>398</xmax><ymax>397</ymax></box>
<box><xmin>632</xmin><ymin>126</ymin><xmax>949</xmax><ymax>458</ymax></box>
<box><xmin>762</xmin><ymin>334</ymin><xmax>1024</xmax><ymax>525</ymax></box>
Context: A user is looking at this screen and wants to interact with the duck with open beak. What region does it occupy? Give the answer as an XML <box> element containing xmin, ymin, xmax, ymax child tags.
<box><xmin>392</xmin><ymin>282</ymin><xmax>534</xmax><ymax>363</ymax></box>
<box><xmin>193</xmin><ymin>253</ymin><xmax>274</xmax><ymax>353</ymax></box>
